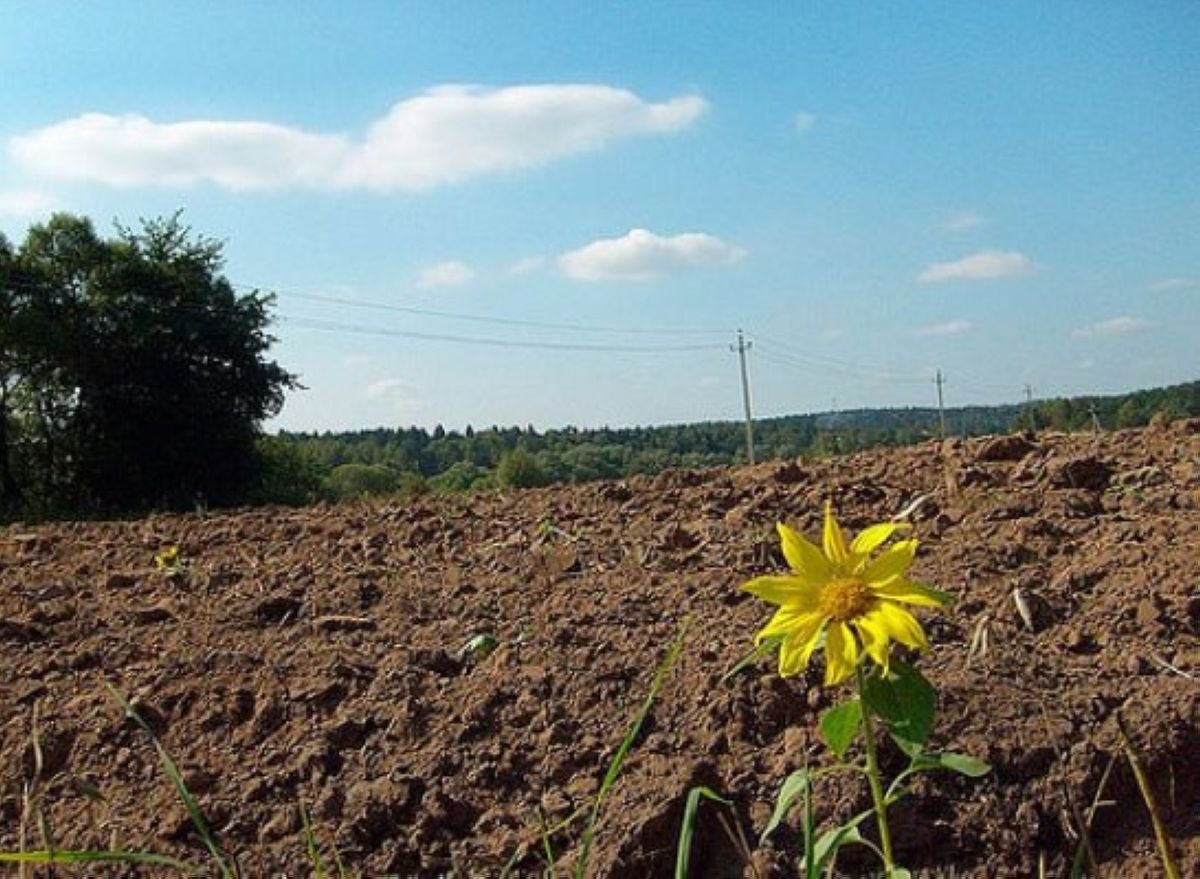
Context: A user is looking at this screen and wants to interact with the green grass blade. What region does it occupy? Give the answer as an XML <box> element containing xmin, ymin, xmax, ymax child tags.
<box><xmin>674</xmin><ymin>785</ymin><xmax>730</xmax><ymax>879</ymax></box>
<box><xmin>299</xmin><ymin>804</ymin><xmax>327</xmax><ymax>878</ymax></box>
<box><xmin>573</xmin><ymin>618</ymin><xmax>690</xmax><ymax>878</ymax></box>
<box><xmin>720</xmin><ymin>635</ymin><xmax>782</xmax><ymax>685</ymax></box>
<box><xmin>106</xmin><ymin>684</ymin><xmax>236</xmax><ymax>879</ymax></box>
<box><xmin>0</xmin><ymin>849</ymin><xmax>194</xmax><ymax>870</ymax></box>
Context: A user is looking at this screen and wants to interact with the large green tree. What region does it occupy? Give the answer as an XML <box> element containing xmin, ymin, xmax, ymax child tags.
<box><xmin>1</xmin><ymin>212</ymin><xmax>296</xmax><ymax>515</ymax></box>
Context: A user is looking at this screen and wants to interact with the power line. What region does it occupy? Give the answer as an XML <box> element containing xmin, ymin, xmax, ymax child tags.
<box><xmin>753</xmin><ymin>342</ymin><xmax>930</xmax><ymax>385</ymax></box>
<box><xmin>1</xmin><ymin>274</ymin><xmax>729</xmax><ymax>353</ymax></box>
<box><xmin>278</xmin><ymin>315</ymin><xmax>728</xmax><ymax>353</ymax></box>
<box><xmin>236</xmin><ymin>282</ymin><xmax>729</xmax><ymax>338</ymax></box>
<box><xmin>749</xmin><ymin>331</ymin><xmax>930</xmax><ymax>383</ymax></box>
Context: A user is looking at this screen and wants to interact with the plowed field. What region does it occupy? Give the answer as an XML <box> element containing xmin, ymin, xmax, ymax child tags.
<box><xmin>2</xmin><ymin>424</ymin><xmax>1198</xmax><ymax>877</ymax></box>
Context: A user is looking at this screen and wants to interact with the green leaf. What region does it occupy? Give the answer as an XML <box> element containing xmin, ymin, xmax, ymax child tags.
<box><xmin>675</xmin><ymin>785</ymin><xmax>731</xmax><ymax>879</ymax></box>
<box><xmin>932</xmin><ymin>752</ymin><xmax>991</xmax><ymax>777</ymax></box>
<box><xmin>921</xmin><ymin>586</ymin><xmax>956</xmax><ymax>607</ymax></box>
<box><xmin>459</xmin><ymin>632</ymin><xmax>499</xmax><ymax>660</ymax></box>
<box><xmin>819</xmin><ymin>699</ymin><xmax>862</xmax><ymax>759</ymax></box>
<box><xmin>809</xmin><ymin>823</ymin><xmax>863</xmax><ymax>872</ymax></box>
<box><xmin>720</xmin><ymin>634</ymin><xmax>783</xmax><ymax>684</ymax></box>
<box><xmin>861</xmin><ymin>661</ymin><xmax>936</xmax><ymax>750</ymax></box>
<box><xmin>761</xmin><ymin>769</ymin><xmax>812</xmax><ymax>843</ymax></box>
<box><xmin>802</xmin><ymin>804</ymin><xmax>876</xmax><ymax>875</ymax></box>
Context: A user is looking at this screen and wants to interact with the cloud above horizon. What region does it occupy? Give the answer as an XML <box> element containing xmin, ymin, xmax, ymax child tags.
<box><xmin>1072</xmin><ymin>316</ymin><xmax>1151</xmax><ymax>338</ymax></box>
<box><xmin>9</xmin><ymin>85</ymin><xmax>708</xmax><ymax>193</ymax></box>
<box><xmin>943</xmin><ymin>210</ymin><xmax>987</xmax><ymax>231</ymax></box>
<box><xmin>913</xmin><ymin>319</ymin><xmax>974</xmax><ymax>337</ymax></box>
<box><xmin>416</xmin><ymin>260</ymin><xmax>475</xmax><ymax>289</ymax></box>
<box><xmin>1148</xmin><ymin>277</ymin><xmax>1197</xmax><ymax>292</ymax></box>
<box><xmin>364</xmin><ymin>377</ymin><xmax>427</xmax><ymax>416</ymax></box>
<box><xmin>508</xmin><ymin>255</ymin><xmax>547</xmax><ymax>276</ymax></box>
<box><xmin>0</xmin><ymin>189</ymin><xmax>59</xmax><ymax>218</ymax></box>
<box><xmin>918</xmin><ymin>249</ymin><xmax>1037</xmax><ymax>283</ymax></box>
<box><xmin>558</xmin><ymin>228</ymin><xmax>746</xmax><ymax>282</ymax></box>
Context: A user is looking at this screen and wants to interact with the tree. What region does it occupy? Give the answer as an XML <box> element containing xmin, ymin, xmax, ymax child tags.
<box><xmin>496</xmin><ymin>446</ymin><xmax>548</xmax><ymax>488</ymax></box>
<box><xmin>2</xmin><ymin>212</ymin><xmax>296</xmax><ymax>514</ymax></box>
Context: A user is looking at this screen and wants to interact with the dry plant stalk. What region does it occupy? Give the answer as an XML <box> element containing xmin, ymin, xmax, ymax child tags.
<box><xmin>1115</xmin><ymin>713</ymin><xmax>1180</xmax><ymax>879</ymax></box>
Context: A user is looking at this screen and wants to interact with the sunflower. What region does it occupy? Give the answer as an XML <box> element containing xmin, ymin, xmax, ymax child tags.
<box><xmin>743</xmin><ymin>502</ymin><xmax>950</xmax><ymax>685</ymax></box>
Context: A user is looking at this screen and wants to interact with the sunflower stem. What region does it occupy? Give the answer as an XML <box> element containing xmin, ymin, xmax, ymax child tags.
<box><xmin>855</xmin><ymin>663</ymin><xmax>896</xmax><ymax>876</ymax></box>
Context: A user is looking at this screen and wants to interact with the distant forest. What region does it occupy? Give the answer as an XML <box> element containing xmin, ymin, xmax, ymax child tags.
<box><xmin>260</xmin><ymin>379</ymin><xmax>1200</xmax><ymax>503</ymax></box>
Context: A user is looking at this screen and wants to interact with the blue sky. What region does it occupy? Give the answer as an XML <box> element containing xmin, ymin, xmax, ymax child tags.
<box><xmin>1</xmin><ymin>1</ymin><xmax>1197</xmax><ymax>432</ymax></box>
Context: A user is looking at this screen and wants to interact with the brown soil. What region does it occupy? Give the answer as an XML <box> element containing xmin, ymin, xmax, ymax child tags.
<box><xmin>2</xmin><ymin>424</ymin><xmax>1198</xmax><ymax>878</ymax></box>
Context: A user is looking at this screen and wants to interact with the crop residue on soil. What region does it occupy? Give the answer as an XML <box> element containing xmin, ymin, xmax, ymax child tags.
<box><xmin>2</xmin><ymin>424</ymin><xmax>1198</xmax><ymax>876</ymax></box>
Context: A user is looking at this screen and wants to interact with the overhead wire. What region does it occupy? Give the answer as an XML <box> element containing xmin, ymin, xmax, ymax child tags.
<box><xmin>235</xmin><ymin>282</ymin><xmax>730</xmax><ymax>338</ymax></box>
<box><xmin>752</xmin><ymin>338</ymin><xmax>930</xmax><ymax>385</ymax></box>
<box><xmin>1</xmin><ymin>273</ymin><xmax>728</xmax><ymax>353</ymax></box>
<box><xmin>278</xmin><ymin>315</ymin><xmax>728</xmax><ymax>353</ymax></box>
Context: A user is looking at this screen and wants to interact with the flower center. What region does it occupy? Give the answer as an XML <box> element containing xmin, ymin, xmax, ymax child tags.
<box><xmin>820</xmin><ymin>577</ymin><xmax>875</xmax><ymax>622</ymax></box>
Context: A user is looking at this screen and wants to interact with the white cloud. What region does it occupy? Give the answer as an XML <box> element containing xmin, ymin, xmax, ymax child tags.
<box><xmin>794</xmin><ymin>112</ymin><xmax>816</xmax><ymax>133</ymax></box>
<box><xmin>342</xmin><ymin>354</ymin><xmax>372</xmax><ymax>368</ymax></box>
<box><xmin>508</xmin><ymin>255</ymin><xmax>546</xmax><ymax>276</ymax></box>
<box><xmin>944</xmin><ymin>210</ymin><xmax>987</xmax><ymax>231</ymax></box>
<box><xmin>11</xmin><ymin>114</ymin><xmax>347</xmax><ymax>190</ymax></box>
<box><xmin>821</xmin><ymin>328</ymin><xmax>844</xmax><ymax>341</ymax></box>
<box><xmin>10</xmin><ymin>85</ymin><xmax>708</xmax><ymax>192</ymax></box>
<box><xmin>558</xmin><ymin>228</ymin><xmax>746</xmax><ymax>282</ymax></box>
<box><xmin>364</xmin><ymin>377</ymin><xmax>408</xmax><ymax>396</ymax></box>
<box><xmin>1072</xmin><ymin>316</ymin><xmax>1151</xmax><ymax>338</ymax></box>
<box><xmin>918</xmin><ymin>249</ymin><xmax>1037</xmax><ymax>283</ymax></box>
<box><xmin>1148</xmin><ymin>277</ymin><xmax>1197</xmax><ymax>292</ymax></box>
<box><xmin>0</xmin><ymin>189</ymin><xmax>59</xmax><ymax>218</ymax></box>
<box><xmin>365</xmin><ymin>377</ymin><xmax>411</xmax><ymax>398</ymax></box>
<box><xmin>365</xmin><ymin>377</ymin><xmax>425</xmax><ymax>413</ymax></box>
<box><xmin>416</xmin><ymin>260</ymin><xmax>475</xmax><ymax>289</ymax></box>
<box><xmin>913</xmin><ymin>319</ymin><xmax>974</xmax><ymax>337</ymax></box>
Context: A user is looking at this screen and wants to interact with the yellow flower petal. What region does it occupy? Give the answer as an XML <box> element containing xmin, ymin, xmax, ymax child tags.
<box><xmin>864</xmin><ymin>601</ymin><xmax>929</xmax><ymax>652</ymax></box>
<box><xmin>823</xmin><ymin>501</ymin><xmax>848</xmax><ymax>564</ymax></box>
<box><xmin>776</xmin><ymin>523</ymin><xmax>832</xmax><ymax>583</ymax></box>
<box><xmin>823</xmin><ymin>621</ymin><xmax>860</xmax><ymax>685</ymax></box>
<box><xmin>862</xmin><ymin>539</ymin><xmax>918</xmax><ymax>584</ymax></box>
<box><xmin>742</xmin><ymin>575</ymin><xmax>821</xmax><ymax>610</ymax></box>
<box><xmin>756</xmin><ymin>607</ymin><xmax>824</xmax><ymax>645</ymax></box>
<box><xmin>872</xmin><ymin>577</ymin><xmax>949</xmax><ymax>608</ymax></box>
<box><xmin>778</xmin><ymin>613</ymin><xmax>828</xmax><ymax>676</ymax></box>
<box><xmin>852</xmin><ymin>615</ymin><xmax>891</xmax><ymax>668</ymax></box>
<box><xmin>849</xmin><ymin>521</ymin><xmax>910</xmax><ymax>556</ymax></box>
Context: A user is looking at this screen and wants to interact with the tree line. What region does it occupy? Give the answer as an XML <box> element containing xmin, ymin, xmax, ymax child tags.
<box><xmin>268</xmin><ymin>380</ymin><xmax>1200</xmax><ymax>503</ymax></box>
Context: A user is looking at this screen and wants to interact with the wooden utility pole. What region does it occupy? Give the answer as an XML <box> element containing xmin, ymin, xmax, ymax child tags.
<box><xmin>733</xmin><ymin>329</ymin><xmax>755</xmax><ymax>464</ymax></box>
<box><xmin>935</xmin><ymin>368</ymin><xmax>947</xmax><ymax>439</ymax></box>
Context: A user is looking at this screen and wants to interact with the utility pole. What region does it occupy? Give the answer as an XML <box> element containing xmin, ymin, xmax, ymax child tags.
<box><xmin>935</xmin><ymin>368</ymin><xmax>947</xmax><ymax>439</ymax></box>
<box><xmin>732</xmin><ymin>329</ymin><xmax>755</xmax><ymax>465</ymax></box>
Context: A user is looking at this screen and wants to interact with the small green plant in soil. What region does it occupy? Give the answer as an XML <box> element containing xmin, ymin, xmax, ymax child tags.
<box><xmin>682</xmin><ymin>503</ymin><xmax>989</xmax><ymax>878</ymax></box>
